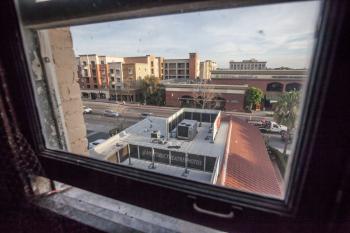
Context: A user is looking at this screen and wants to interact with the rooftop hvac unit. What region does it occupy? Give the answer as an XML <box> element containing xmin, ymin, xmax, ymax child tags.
<box><xmin>177</xmin><ymin>119</ymin><xmax>198</xmax><ymax>140</ymax></box>
<box><xmin>151</xmin><ymin>130</ymin><xmax>161</xmax><ymax>139</ymax></box>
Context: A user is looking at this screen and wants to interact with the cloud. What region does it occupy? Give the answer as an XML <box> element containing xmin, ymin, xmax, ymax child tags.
<box><xmin>70</xmin><ymin>1</ymin><xmax>320</xmax><ymax>68</ymax></box>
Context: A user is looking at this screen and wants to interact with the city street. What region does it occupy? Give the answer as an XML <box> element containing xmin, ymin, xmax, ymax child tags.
<box><xmin>83</xmin><ymin>100</ymin><xmax>289</xmax><ymax>154</ymax></box>
<box><xmin>83</xmin><ymin>100</ymin><xmax>178</xmax><ymax>118</ymax></box>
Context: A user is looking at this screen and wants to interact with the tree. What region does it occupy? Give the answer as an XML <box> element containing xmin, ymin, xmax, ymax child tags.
<box><xmin>141</xmin><ymin>75</ymin><xmax>164</xmax><ymax>106</ymax></box>
<box><xmin>245</xmin><ymin>87</ymin><xmax>264</xmax><ymax>111</ymax></box>
<box><xmin>274</xmin><ymin>90</ymin><xmax>300</xmax><ymax>155</ymax></box>
<box><xmin>192</xmin><ymin>79</ymin><xmax>215</xmax><ymax>110</ymax></box>
<box><xmin>192</xmin><ymin>79</ymin><xmax>216</xmax><ymax>126</ymax></box>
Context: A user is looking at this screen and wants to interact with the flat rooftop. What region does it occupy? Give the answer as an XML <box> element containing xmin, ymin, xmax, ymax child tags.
<box><xmin>119</xmin><ymin>116</ymin><xmax>228</xmax><ymax>159</ymax></box>
<box><xmin>120</xmin><ymin>158</ymin><xmax>213</xmax><ymax>182</ymax></box>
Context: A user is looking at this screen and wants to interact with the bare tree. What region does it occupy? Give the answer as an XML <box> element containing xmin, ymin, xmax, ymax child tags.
<box><xmin>192</xmin><ymin>80</ymin><xmax>216</xmax><ymax>126</ymax></box>
<box><xmin>192</xmin><ymin>79</ymin><xmax>216</xmax><ymax>109</ymax></box>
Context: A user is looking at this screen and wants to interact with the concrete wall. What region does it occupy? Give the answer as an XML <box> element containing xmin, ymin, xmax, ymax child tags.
<box><xmin>47</xmin><ymin>28</ymin><xmax>88</xmax><ymax>155</ymax></box>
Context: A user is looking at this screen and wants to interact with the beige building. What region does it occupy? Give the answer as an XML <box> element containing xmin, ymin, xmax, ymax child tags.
<box><xmin>229</xmin><ymin>58</ymin><xmax>267</xmax><ymax>70</ymax></box>
<box><xmin>120</xmin><ymin>63</ymin><xmax>149</xmax><ymax>102</ymax></box>
<box><xmin>124</xmin><ymin>55</ymin><xmax>164</xmax><ymax>79</ymax></box>
<box><xmin>164</xmin><ymin>53</ymin><xmax>199</xmax><ymax>80</ymax></box>
<box><xmin>199</xmin><ymin>60</ymin><xmax>217</xmax><ymax>80</ymax></box>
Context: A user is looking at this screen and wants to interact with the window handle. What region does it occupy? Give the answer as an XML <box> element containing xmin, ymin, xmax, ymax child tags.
<box><xmin>193</xmin><ymin>202</ymin><xmax>234</xmax><ymax>219</ymax></box>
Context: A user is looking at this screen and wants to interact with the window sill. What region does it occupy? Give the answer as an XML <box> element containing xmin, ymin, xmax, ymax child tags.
<box><xmin>35</xmin><ymin>187</ymin><xmax>221</xmax><ymax>233</ymax></box>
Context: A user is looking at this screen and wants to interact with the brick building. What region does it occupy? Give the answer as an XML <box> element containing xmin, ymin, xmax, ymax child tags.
<box><xmin>165</xmin><ymin>83</ymin><xmax>247</xmax><ymax>112</ymax></box>
<box><xmin>211</xmin><ymin>69</ymin><xmax>307</xmax><ymax>109</ymax></box>
<box><xmin>77</xmin><ymin>55</ymin><xmax>124</xmax><ymax>100</ymax></box>
<box><xmin>164</xmin><ymin>68</ymin><xmax>307</xmax><ymax>112</ymax></box>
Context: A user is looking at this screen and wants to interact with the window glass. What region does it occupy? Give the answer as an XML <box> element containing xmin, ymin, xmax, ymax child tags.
<box><xmin>20</xmin><ymin>1</ymin><xmax>320</xmax><ymax>199</ymax></box>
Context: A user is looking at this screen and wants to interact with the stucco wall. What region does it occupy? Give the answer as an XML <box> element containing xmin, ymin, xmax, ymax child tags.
<box><xmin>47</xmin><ymin>28</ymin><xmax>88</xmax><ymax>155</ymax></box>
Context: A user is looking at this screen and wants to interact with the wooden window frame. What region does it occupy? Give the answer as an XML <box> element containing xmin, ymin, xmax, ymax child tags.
<box><xmin>1</xmin><ymin>0</ymin><xmax>349</xmax><ymax>231</ymax></box>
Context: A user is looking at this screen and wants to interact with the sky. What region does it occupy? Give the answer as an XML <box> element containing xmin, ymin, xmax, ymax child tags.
<box><xmin>71</xmin><ymin>1</ymin><xmax>320</xmax><ymax>69</ymax></box>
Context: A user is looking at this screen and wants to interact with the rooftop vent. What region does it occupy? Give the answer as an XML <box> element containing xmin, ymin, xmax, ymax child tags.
<box><xmin>151</xmin><ymin>130</ymin><xmax>160</xmax><ymax>139</ymax></box>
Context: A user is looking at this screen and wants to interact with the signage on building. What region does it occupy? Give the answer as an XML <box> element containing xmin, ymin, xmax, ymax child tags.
<box><xmin>128</xmin><ymin>144</ymin><xmax>216</xmax><ymax>172</ymax></box>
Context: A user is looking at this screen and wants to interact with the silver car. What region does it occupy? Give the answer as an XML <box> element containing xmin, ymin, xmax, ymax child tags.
<box><xmin>104</xmin><ymin>109</ymin><xmax>119</xmax><ymax>117</ymax></box>
<box><xmin>88</xmin><ymin>139</ymin><xmax>106</xmax><ymax>150</ymax></box>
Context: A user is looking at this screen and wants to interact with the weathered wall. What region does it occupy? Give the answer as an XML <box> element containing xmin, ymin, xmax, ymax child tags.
<box><xmin>47</xmin><ymin>28</ymin><xmax>88</xmax><ymax>155</ymax></box>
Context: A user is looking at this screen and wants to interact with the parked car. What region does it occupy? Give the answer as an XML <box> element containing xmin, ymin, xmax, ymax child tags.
<box><xmin>259</xmin><ymin>120</ymin><xmax>287</xmax><ymax>134</ymax></box>
<box><xmin>247</xmin><ymin>119</ymin><xmax>265</xmax><ymax>127</ymax></box>
<box><xmin>83</xmin><ymin>106</ymin><xmax>92</xmax><ymax>114</ymax></box>
<box><xmin>140</xmin><ymin>112</ymin><xmax>152</xmax><ymax>117</ymax></box>
<box><xmin>104</xmin><ymin>110</ymin><xmax>119</xmax><ymax>117</ymax></box>
<box><xmin>88</xmin><ymin>139</ymin><xmax>106</xmax><ymax>150</ymax></box>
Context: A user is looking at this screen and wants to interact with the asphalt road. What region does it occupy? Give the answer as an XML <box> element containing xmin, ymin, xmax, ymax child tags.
<box><xmin>83</xmin><ymin>100</ymin><xmax>273</xmax><ymax>121</ymax></box>
<box><xmin>83</xmin><ymin>101</ymin><xmax>178</xmax><ymax>118</ymax></box>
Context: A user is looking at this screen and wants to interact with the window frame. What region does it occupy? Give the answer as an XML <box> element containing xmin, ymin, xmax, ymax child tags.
<box><xmin>2</xmin><ymin>0</ymin><xmax>349</xmax><ymax>231</ymax></box>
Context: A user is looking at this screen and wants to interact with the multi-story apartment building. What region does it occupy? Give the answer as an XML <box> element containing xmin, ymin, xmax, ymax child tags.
<box><xmin>120</xmin><ymin>63</ymin><xmax>149</xmax><ymax>102</ymax></box>
<box><xmin>199</xmin><ymin>60</ymin><xmax>217</xmax><ymax>80</ymax></box>
<box><xmin>108</xmin><ymin>59</ymin><xmax>124</xmax><ymax>100</ymax></box>
<box><xmin>229</xmin><ymin>58</ymin><xmax>267</xmax><ymax>70</ymax></box>
<box><xmin>77</xmin><ymin>54</ymin><xmax>123</xmax><ymax>99</ymax></box>
<box><xmin>124</xmin><ymin>55</ymin><xmax>164</xmax><ymax>79</ymax></box>
<box><xmin>163</xmin><ymin>53</ymin><xmax>199</xmax><ymax>80</ymax></box>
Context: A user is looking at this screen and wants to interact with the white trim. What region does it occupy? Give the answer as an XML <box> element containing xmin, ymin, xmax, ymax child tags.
<box><xmin>166</xmin><ymin>88</ymin><xmax>245</xmax><ymax>94</ymax></box>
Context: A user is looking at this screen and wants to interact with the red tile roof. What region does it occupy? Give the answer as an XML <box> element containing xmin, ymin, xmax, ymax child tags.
<box><xmin>218</xmin><ymin>116</ymin><xmax>282</xmax><ymax>198</ymax></box>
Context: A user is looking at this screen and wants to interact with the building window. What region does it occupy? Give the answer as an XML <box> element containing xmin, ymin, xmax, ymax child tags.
<box><xmin>87</xmin><ymin>85</ymin><xmax>90</xmax><ymax>89</ymax></box>
<box><xmin>86</xmin><ymin>77</ymin><xmax>89</xmax><ymax>82</ymax></box>
<box><xmin>110</xmin><ymin>69</ymin><xmax>114</xmax><ymax>73</ymax></box>
<box><xmin>84</xmin><ymin>69</ymin><xmax>88</xmax><ymax>76</ymax></box>
<box><xmin>14</xmin><ymin>0</ymin><xmax>330</xmax><ymax>227</ymax></box>
<box><xmin>151</xmin><ymin>68</ymin><xmax>154</xmax><ymax>74</ymax></box>
<box><xmin>115</xmin><ymin>69</ymin><xmax>120</xmax><ymax>75</ymax></box>
<box><xmin>83</xmin><ymin>61</ymin><xmax>87</xmax><ymax>66</ymax></box>
<box><xmin>101</xmin><ymin>60</ymin><xmax>105</xmax><ymax>65</ymax></box>
<box><xmin>92</xmin><ymin>70</ymin><xmax>96</xmax><ymax>76</ymax></box>
<box><xmin>110</xmin><ymin>77</ymin><xmax>114</xmax><ymax>81</ymax></box>
<box><xmin>285</xmin><ymin>83</ymin><xmax>302</xmax><ymax>92</ymax></box>
<box><xmin>266</xmin><ymin>82</ymin><xmax>283</xmax><ymax>92</ymax></box>
<box><xmin>91</xmin><ymin>61</ymin><xmax>95</xmax><ymax>66</ymax></box>
<box><xmin>151</xmin><ymin>61</ymin><xmax>154</xmax><ymax>66</ymax></box>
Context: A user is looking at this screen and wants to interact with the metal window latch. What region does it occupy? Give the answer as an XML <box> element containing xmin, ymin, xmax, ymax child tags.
<box><xmin>192</xmin><ymin>202</ymin><xmax>234</xmax><ymax>219</ymax></box>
